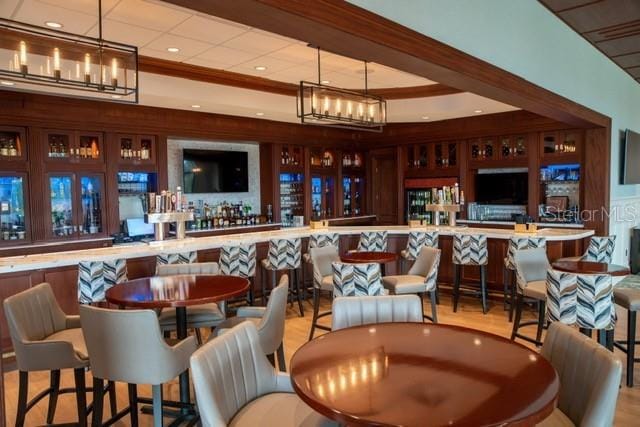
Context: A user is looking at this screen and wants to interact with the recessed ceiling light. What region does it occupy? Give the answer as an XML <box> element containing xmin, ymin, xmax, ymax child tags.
<box><xmin>111</xmin><ymin>94</ymin><xmax>122</xmax><ymax>99</ymax></box>
<box><xmin>254</xmin><ymin>65</ymin><xmax>267</xmax><ymax>71</ymax></box>
<box><xmin>45</xmin><ymin>21</ymin><xmax>63</xmax><ymax>29</ymax></box>
<box><xmin>321</xmin><ymin>80</ymin><xmax>330</xmax><ymax>84</ymax></box>
<box><xmin>167</xmin><ymin>47</ymin><xmax>180</xmax><ymax>53</ymax></box>
<box><xmin>1</xmin><ymin>81</ymin><xmax>15</xmax><ymax>86</ymax></box>
<box><xmin>474</xmin><ymin>109</ymin><xmax>483</xmax><ymax>113</ymax></box>
<box><xmin>255</xmin><ymin>112</ymin><xmax>265</xmax><ymax>116</ymax></box>
<box><xmin>191</xmin><ymin>104</ymin><xmax>201</xmax><ymax>108</ymax></box>
<box><xmin>421</xmin><ymin>116</ymin><xmax>430</xmax><ymax>120</ymax></box>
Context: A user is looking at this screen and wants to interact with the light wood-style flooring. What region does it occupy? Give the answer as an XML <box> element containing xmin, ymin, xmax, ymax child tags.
<box><xmin>2</xmin><ymin>295</ymin><xmax>639</xmax><ymax>426</ymax></box>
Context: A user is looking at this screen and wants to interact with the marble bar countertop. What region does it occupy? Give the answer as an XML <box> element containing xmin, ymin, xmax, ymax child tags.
<box><xmin>457</xmin><ymin>219</ymin><xmax>585</xmax><ymax>229</ymax></box>
<box><xmin>0</xmin><ymin>225</ymin><xmax>594</xmax><ymax>274</ymax></box>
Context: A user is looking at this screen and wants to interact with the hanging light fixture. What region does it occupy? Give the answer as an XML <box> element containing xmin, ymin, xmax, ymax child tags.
<box><xmin>0</xmin><ymin>0</ymin><xmax>138</xmax><ymax>103</ymax></box>
<box><xmin>297</xmin><ymin>48</ymin><xmax>387</xmax><ymax>131</ymax></box>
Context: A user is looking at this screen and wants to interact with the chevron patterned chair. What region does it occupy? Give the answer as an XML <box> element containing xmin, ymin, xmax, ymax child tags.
<box><xmin>77</xmin><ymin>259</ymin><xmax>128</xmax><ymax>304</ymax></box>
<box><xmin>219</xmin><ymin>243</ymin><xmax>257</xmax><ymax>305</ymax></box>
<box><xmin>332</xmin><ymin>262</ymin><xmax>386</xmax><ymax>297</ymax></box>
<box><xmin>400</xmin><ymin>231</ymin><xmax>438</xmax><ymax>272</ymax></box>
<box><xmin>504</xmin><ymin>237</ymin><xmax>546</xmax><ymax>322</ymax></box>
<box><xmin>577</xmin><ymin>273</ymin><xmax>615</xmax><ymax>345</ymax></box>
<box><xmin>155</xmin><ymin>251</ymin><xmax>198</xmax><ymax>273</ymax></box>
<box><xmin>558</xmin><ymin>235</ymin><xmax>617</xmax><ymax>264</ymax></box>
<box><xmin>261</xmin><ymin>238</ymin><xmax>304</xmax><ymax>316</ymax></box>
<box><xmin>302</xmin><ymin>232</ymin><xmax>340</xmax><ymax>296</ymax></box>
<box><xmin>452</xmin><ymin>233</ymin><xmax>489</xmax><ymax>313</ymax></box>
<box><xmin>353</xmin><ymin>231</ymin><xmax>388</xmax><ymax>252</ymax></box>
<box><xmin>546</xmin><ymin>268</ymin><xmax>579</xmax><ymax>326</ymax></box>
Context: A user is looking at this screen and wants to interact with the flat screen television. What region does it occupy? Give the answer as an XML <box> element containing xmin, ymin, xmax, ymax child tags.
<box><xmin>622</xmin><ymin>129</ymin><xmax>640</xmax><ymax>185</ymax></box>
<box><xmin>183</xmin><ymin>149</ymin><xmax>249</xmax><ymax>193</ymax></box>
<box><xmin>475</xmin><ymin>172</ymin><xmax>528</xmax><ymax>205</ymax></box>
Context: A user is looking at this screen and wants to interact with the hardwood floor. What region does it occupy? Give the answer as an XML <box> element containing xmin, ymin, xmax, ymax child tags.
<box><xmin>2</xmin><ymin>294</ymin><xmax>639</xmax><ymax>426</ymax></box>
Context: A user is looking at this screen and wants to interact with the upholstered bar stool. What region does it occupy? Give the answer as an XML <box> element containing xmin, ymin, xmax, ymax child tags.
<box><xmin>332</xmin><ymin>261</ymin><xmax>386</xmax><ymax>297</ymax></box>
<box><xmin>503</xmin><ymin>237</ymin><xmax>546</xmax><ymax>321</ymax></box>
<box><xmin>156</xmin><ymin>250</ymin><xmax>198</xmax><ymax>271</ymax></box>
<box><xmin>219</xmin><ymin>243</ymin><xmax>257</xmax><ymax>305</ymax></box>
<box><xmin>576</xmin><ymin>273</ymin><xmax>615</xmax><ymax>345</ymax></box>
<box><xmin>80</xmin><ymin>305</ymin><xmax>197</xmax><ymax>427</ymax></box>
<box><xmin>613</xmin><ymin>282</ymin><xmax>640</xmax><ymax>386</ymax></box>
<box><xmin>215</xmin><ymin>275</ymin><xmax>289</xmax><ymax>372</ymax></box>
<box><xmin>308</xmin><ymin>245</ymin><xmax>341</xmax><ymax>340</ymax></box>
<box><xmin>382</xmin><ymin>246</ymin><xmax>441</xmax><ymax>322</ymax></box>
<box><xmin>353</xmin><ymin>231</ymin><xmax>388</xmax><ymax>252</ymax></box>
<box><xmin>510</xmin><ymin>248</ymin><xmax>551</xmax><ymax>346</ymax></box>
<box><xmin>303</xmin><ymin>232</ymin><xmax>340</xmax><ymax>293</ymax></box>
<box><xmin>78</xmin><ymin>259</ymin><xmax>128</xmax><ymax>305</ymax></box>
<box><xmin>261</xmin><ymin>237</ymin><xmax>304</xmax><ymax>316</ymax></box>
<box><xmin>452</xmin><ymin>234</ymin><xmax>489</xmax><ymax>313</ymax></box>
<box><xmin>560</xmin><ymin>235</ymin><xmax>617</xmax><ymax>263</ymax></box>
<box><xmin>400</xmin><ymin>230</ymin><xmax>438</xmax><ymax>273</ymax></box>
<box><xmin>3</xmin><ymin>283</ymin><xmax>116</xmax><ymax>427</ymax></box>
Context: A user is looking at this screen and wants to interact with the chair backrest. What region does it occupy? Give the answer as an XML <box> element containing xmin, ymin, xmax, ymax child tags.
<box><xmin>310</xmin><ymin>245</ymin><xmax>341</xmax><ymax>289</ymax></box>
<box><xmin>357</xmin><ymin>231</ymin><xmax>388</xmax><ymax>252</ymax></box>
<box><xmin>331</xmin><ymin>295</ymin><xmax>423</xmax><ymax>331</ymax></box>
<box><xmin>408</xmin><ymin>247</ymin><xmax>441</xmax><ymax>292</ymax></box>
<box><xmin>267</xmin><ymin>238</ymin><xmax>301</xmax><ymax>270</ymax></box>
<box><xmin>78</xmin><ymin>259</ymin><xmax>128</xmax><ymax>304</ymax></box>
<box><xmin>219</xmin><ymin>244</ymin><xmax>256</xmax><ymax>278</ymax></box>
<box><xmin>513</xmin><ymin>248</ymin><xmax>550</xmax><ymax>290</ymax></box>
<box><xmin>452</xmin><ymin>234</ymin><xmax>488</xmax><ymax>265</ymax></box>
<box><xmin>546</xmin><ymin>269</ymin><xmax>578</xmax><ymax>325</ymax></box>
<box><xmin>541</xmin><ymin>322</ymin><xmax>621</xmax><ymax>426</ymax></box>
<box><xmin>156</xmin><ymin>261</ymin><xmax>219</xmax><ymax>276</ymax></box>
<box><xmin>79</xmin><ymin>305</ymin><xmax>194</xmax><ymax>385</ymax></box>
<box><xmin>577</xmin><ymin>273</ymin><xmax>614</xmax><ymax>330</ymax></box>
<box><xmin>505</xmin><ymin>237</ymin><xmax>546</xmax><ymax>270</ymax></box>
<box><xmin>332</xmin><ymin>262</ymin><xmax>384</xmax><ymax>297</ymax></box>
<box><xmin>308</xmin><ymin>233</ymin><xmax>340</xmax><ymax>251</ymax></box>
<box><xmin>156</xmin><ymin>251</ymin><xmax>197</xmax><ymax>273</ymax></box>
<box><xmin>582</xmin><ymin>236</ymin><xmax>616</xmax><ymax>263</ymax></box>
<box><xmin>190</xmin><ymin>322</ymin><xmax>280</xmax><ymax>427</ymax></box>
<box><xmin>3</xmin><ymin>283</ymin><xmax>68</xmax><ymax>370</ymax></box>
<box><xmin>256</xmin><ymin>275</ymin><xmax>289</xmax><ymax>355</ymax></box>
<box><xmin>404</xmin><ymin>231</ymin><xmax>439</xmax><ymax>259</ymax></box>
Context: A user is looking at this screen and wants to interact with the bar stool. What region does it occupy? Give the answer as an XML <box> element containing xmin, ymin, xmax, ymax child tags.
<box><xmin>156</xmin><ymin>250</ymin><xmax>198</xmax><ymax>271</ymax></box>
<box><xmin>261</xmin><ymin>237</ymin><xmax>304</xmax><ymax>316</ymax></box>
<box><xmin>332</xmin><ymin>261</ymin><xmax>386</xmax><ymax>297</ymax></box>
<box><xmin>219</xmin><ymin>243</ymin><xmax>257</xmax><ymax>305</ymax></box>
<box><xmin>382</xmin><ymin>246</ymin><xmax>441</xmax><ymax>322</ymax></box>
<box><xmin>560</xmin><ymin>235</ymin><xmax>617</xmax><ymax>263</ymax></box>
<box><xmin>575</xmin><ymin>273</ymin><xmax>615</xmax><ymax>345</ymax></box>
<box><xmin>504</xmin><ymin>237</ymin><xmax>546</xmax><ymax>321</ymax></box>
<box><xmin>354</xmin><ymin>231</ymin><xmax>388</xmax><ymax>252</ymax></box>
<box><xmin>613</xmin><ymin>282</ymin><xmax>640</xmax><ymax>386</ymax></box>
<box><xmin>510</xmin><ymin>248</ymin><xmax>550</xmax><ymax>346</ymax></box>
<box><xmin>400</xmin><ymin>230</ymin><xmax>438</xmax><ymax>273</ymax></box>
<box><xmin>77</xmin><ymin>259</ymin><xmax>128</xmax><ymax>304</ymax></box>
<box><xmin>308</xmin><ymin>245</ymin><xmax>341</xmax><ymax>340</ymax></box>
<box><xmin>452</xmin><ymin>234</ymin><xmax>489</xmax><ymax>313</ymax></box>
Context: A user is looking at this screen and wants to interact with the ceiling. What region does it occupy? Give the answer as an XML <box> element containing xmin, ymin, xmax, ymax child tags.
<box><xmin>540</xmin><ymin>0</ymin><xmax>640</xmax><ymax>84</ymax></box>
<box><xmin>1</xmin><ymin>0</ymin><xmax>518</xmax><ymax>123</ymax></box>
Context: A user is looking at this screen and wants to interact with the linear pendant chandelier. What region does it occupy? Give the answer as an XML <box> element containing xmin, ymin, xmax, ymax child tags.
<box><xmin>297</xmin><ymin>48</ymin><xmax>387</xmax><ymax>132</ymax></box>
<box><xmin>0</xmin><ymin>0</ymin><xmax>138</xmax><ymax>103</ymax></box>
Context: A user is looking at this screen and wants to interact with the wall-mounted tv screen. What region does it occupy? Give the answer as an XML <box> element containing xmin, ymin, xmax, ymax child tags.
<box><xmin>183</xmin><ymin>149</ymin><xmax>248</xmax><ymax>193</ymax></box>
<box><xmin>622</xmin><ymin>129</ymin><xmax>640</xmax><ymax>185</ymax></box>
<box><xmin>475</xmin><ymin>171</ymin><xmax>528</xmax><ymax>205</ymax></box>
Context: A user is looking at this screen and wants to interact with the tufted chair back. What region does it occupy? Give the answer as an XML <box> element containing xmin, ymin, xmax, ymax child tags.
<box><xmin>404</xmin><ymin>231</ymin><xmax>439</xmax><ymax>260</ymax></box>
<box><xmin>452</xmin><ymin>234</ymin><xmax>488</xmax><ymax>266</ymax></box>
<box><xmin>156</xmin><ymin>262</ymin><xmax>219</xmax><ymax>276</ymax></box>
<box><xmin>505</xmin><ymin>237</ymin><xmax>546</xmax><ymax>270</ymax></box>
<box><xmin>219</xmin><ymin>244</ymin><xmax>256</xmax><ymax>278</ymax></box>
<box><xmin>356</xmin><ymin>231</ymin><xmax>388</xmax><ymax>252</ymax></box>
<box><xmin>265</xmin><ymin>238</ymin><xmax>301</xmax><ymax>270</ymax></box>
<box><xmin>78</xmin><ymin>259</ymin><xmax>128</xmax><ymax>304</ymax></box>
<box><xmin>582</xmin><ymin>236</ymin><xmax>616</xmax><ymax>264</ymax></box>
<box><xmin>332</xmin><ymin>262</ymin><xmax>384</xmax><ymax>297</ymax></box>
<box><xmin>308</xmin><ymin>233</ymin><xmax>340</xmax><ymax>251</ymax></box>
<box><xmin>332</xmin><ymin>295</ymin><xmax>423</xmax><ymax>331</ymax></box>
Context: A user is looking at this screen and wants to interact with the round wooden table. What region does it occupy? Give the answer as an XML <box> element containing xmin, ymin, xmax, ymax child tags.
<box><xmin>340</xmin><ymin>251</ymin><xmax>398</xmax><ymax>275</ymax></box>
<box><xmin>291</xmin><ymin>323</ymin><xmax>559</xmax><ymax>427</ymax></box>
<box><xmin>105</xmin><ymin>274</ymin><xmax>249</xmax><ymax>418</ymax></box>
<box><xmin>552</xmin><ymin>260</ymin><xmax>630</xmax><ymax>276</ymax></box>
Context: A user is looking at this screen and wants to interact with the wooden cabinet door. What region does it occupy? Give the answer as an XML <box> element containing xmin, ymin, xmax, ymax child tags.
<box><xmin>371</xmin><ymin>152</ymin><xmax>398</xmax><ymax>224</ymax></box>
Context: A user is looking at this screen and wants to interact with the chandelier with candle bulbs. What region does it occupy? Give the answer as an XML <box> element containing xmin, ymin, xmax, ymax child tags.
<box><xmin>297</xmin><ymin>48</ymin><xmax>387</xmax><ymax>131</ymax></box>
<box><xmin>0</xmin><ymin>0</ymin><xmax>138</xmax><ymax>102</ymax></box>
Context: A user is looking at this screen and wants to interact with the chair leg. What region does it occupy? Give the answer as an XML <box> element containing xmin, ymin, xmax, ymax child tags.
<box><xmin>128</xmin><ymin>384</ymin><xmax>139</xmax><ymax>427</ymax></box>
<box><xmin>509</xmin><ymin>272</ymin><xmax>517</xmax><ymax>323</ymax></box>
<box><xmin>503</xmin><ymin>267</ymin><xmax>509</xmax><ymax>311</ymax></box>
<box><xmin>266</xmin><ymin>353</ymin><xmax>276</xmax><ymax>367</ymax></box>
<box><xmin>301</xmin><ymin>264</ymin><xmax>307</xmax><ymax>301</ymax></box>
<box><xmin>271</xmin><ymin>270</ymin><xmax>277</xmax><ymax>305</ymax></box>
<box><xmin>276</xmin><ymin>342</ymin><xmax>287</xmax><ymax>372</ymax></box>
<box><xmin>74</xmin><ymin>368</ymin><xmax>88</xmax><ymax>427</ymax></box>
<box><xmin>452</xmin><ymin>264</ymin><xmax>461</xmax><ymax>313</ymax></box>
<box><xmin>294</xmin><ymin>268</ymin><xmax>305</xmax><ymax>317</ymax></box>
<box><xmin>419</xmin><ymin>292</ymin><xmax>426</xmax><ymax>319</ymax></box>
<box><xmin>511</xmin><ymin>292</ymin><xmax>523</xmax><ymax>341</ymax></box>
<box><xmin>194</xmin><ymin>328</ymin><xmax>203</xmax><ymax>345</ymax></box>
<box><xmin>435</xmin><ymin>282</ymin><xmax>440</xmax><ymax>305</ymax></box>
<box><xmin>309</xmin><ymin>287</ymin><xmax>321</xmax><ymax>341</ymax></box>
<box><xmin>579</xmin><ymin>328</ymin><xmax>593</xmax><ymax>338</ymax></box>
<box><xmin>91</xmin><ymin>377</ymin><xmax>104</xmax><ymax>427</ymax></box>
<box><xmin>46</xmin><ymin>369</ymin><xmax>61</xmax><ymax>424</ymax></box>
<box><xmin>151</xmin><ymin>384</ymin><xmax>163</xmax><ymax>427</ymax></box>
<box><xmin>430</xmin><ymin>290</ymin><xmax>438</xmax><ymax>323</ymax></box>
<box><xmin>15</xmin><ymin>371</ymin><xmax>28</xmax><ymax>427</ymax></box>
<box><xmin>536</xmin><ymin>301</ymin><xmax>546</xmax><ymax>345</ymax></box>
<box><xmin>480</xmin><ymin>265</ymin><xmax>488</xmax><ymax>314</ymax></box>
<box><xmin>627</xmin><ymin>310</ymin><xmax>636</xmax><ymax>387</ymax></box>
<box><xmin>107</xmin><ymin>380</ymin><xmax>117</xmax><ymax>417</ymax></box>
<box><xmin>248</xmin><ymin>277</ymin><xmax>255</xmax><ymax>306</ymax></box>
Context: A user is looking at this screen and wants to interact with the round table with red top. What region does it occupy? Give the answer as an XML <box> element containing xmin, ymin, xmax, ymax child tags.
<box><xmin>340</xmin><ymin>251</ymin><xmax>398</xmax><ymax>275</ymax></box>
<box><xmin>106</xmin><ymin>274</ymin><xmax>249</xmax><ymax>418</ymax></box>
<box><xmin>291</xmin><ymin>322</ymin><xmax>559</xmax><ymax>427</ymax></box>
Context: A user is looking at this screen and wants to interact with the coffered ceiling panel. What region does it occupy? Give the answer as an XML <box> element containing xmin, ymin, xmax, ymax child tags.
<box><xmin>107</xmin><ymin>0</ymin><xmax>191</xmax><ymax>32</ymax></box>
<box><xmin>13</xmin><ymin>0</ymin><xmax>96</xmax><ymax>34</ymax></box>
<box><xmin>169</xmin><ymin>14</ymin><xmax>248</xmax><ymax>44</ymax></box>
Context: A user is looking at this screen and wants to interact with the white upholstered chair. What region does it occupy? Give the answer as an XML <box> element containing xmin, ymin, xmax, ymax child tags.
<box><xmin>308</xmin><ymin>245</ymin><xmax>341</xmax><ymax>340</ymax></box>
<box><xmin>331</xmin><ymin>295</ymin><xmax>423</xmax><ymax>331</ymax></box>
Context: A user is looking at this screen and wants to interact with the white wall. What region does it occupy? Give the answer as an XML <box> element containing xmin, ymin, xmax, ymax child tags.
<box><xmin>350</xmin><ymin>0</ymin><xmax>640</xmax><ymax>262</ymax></box>
<box><xmin>167</xmin><ymin>139</ymin><xmax>261</xmax><ymax>213</ymax></box>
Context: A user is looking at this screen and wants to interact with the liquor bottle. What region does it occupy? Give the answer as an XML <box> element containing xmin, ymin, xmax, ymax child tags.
<box><xmin>91</xmin><ymin>139</ymin><xmax>98</xmax><ymax>159</ymax></box>
<box><xmin>8</xmin><ymin>139</ymin><xmax>17</xmax><ymax>157</ymax></box>
<box><xmin>79</xmin><ymin>142</ymin><xmax>87</xmax><ymax>158</ymax></box>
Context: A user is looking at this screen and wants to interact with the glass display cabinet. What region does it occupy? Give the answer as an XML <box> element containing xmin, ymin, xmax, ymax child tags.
<box><xmin>280</xmin><ymin>172</ymin><xmax>304</xmax><ymax>227</ymax></box>
<box><xmin>0</xmin><ymin>175</ymin><xmax>28</xmax><ymax>243</ymax></box>
<box><xmin>48</xmin><ymin>173</ymin><xmax>105</xmax><ymax>238</ymax></box>
<box><xmin>342</xmin><ymin>175</ymin><xmax>365</xmax><ymax>216</ymax></box>
<box><xmin>311</xmin><ymin>175</ymin><xmax>336</xmax><ymax>219</ymax></box>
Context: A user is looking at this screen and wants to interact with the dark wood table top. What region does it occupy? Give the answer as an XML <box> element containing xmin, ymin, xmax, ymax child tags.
<box><xmin>552</xmin><ymin>260</ymin><xmax>630</xmax><ymax>277</ymax></box>
<box><xmin>291</xmin><ymin>323</ymin><xmax>559</xmax><ymax>427</ymax></box>
<box><xmin>340</xmin><ymin>251</ymin><xmax>398</xmax><ymax>264</ymax></box>
<box><xmin>105</xmin><ymin>275</ymin><xmax>250</xmax><ymax>309</ymax></box>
